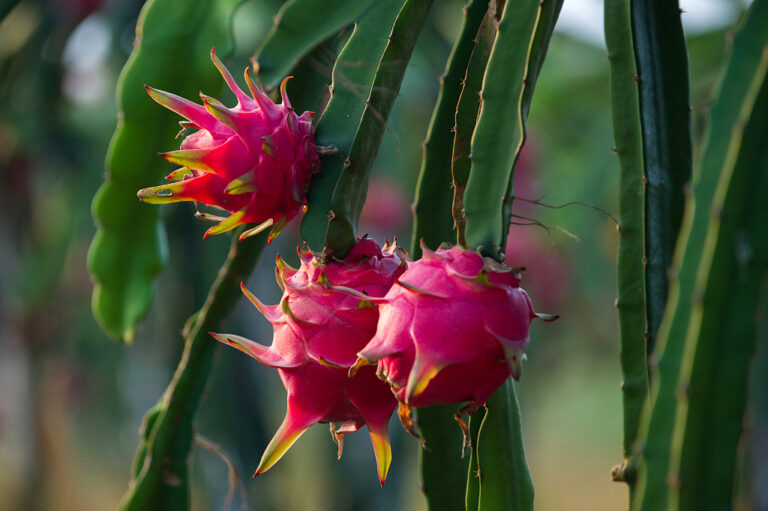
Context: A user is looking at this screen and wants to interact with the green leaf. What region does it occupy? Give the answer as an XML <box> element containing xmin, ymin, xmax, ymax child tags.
<box><xmin>634</xmin><ymin>2</ymin><xmax>768</xmax><ymax>508</ymax></box>
<box><xmin>411</xmin><ymin>0</ymin><xmax>487</xmax><ymax>258</ymax></box>
<box><xmin>603</xmin><ymin>0</ymin><xmax>649</xmax><ymax>487</ymax></box>
<box><xmin>87</xmin><ymin>0</ymin><xmax>241</xmax><ymax>341</ymax></box>
<box><xmin>462</xmin><ymin>0</ymin><xmax>563</xmax><ymax>258</ymax></box>
<box><xmin>253</xmin><ymin>0</ymin><xmax>375</xmax><ymax>88</ymax></box>
<box><xmin>300</xmin><ymin>0</ymin><xmax>405</xmax><ymax>254</ymax></box>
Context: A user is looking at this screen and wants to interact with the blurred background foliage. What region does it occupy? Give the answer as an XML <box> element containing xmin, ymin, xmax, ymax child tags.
<box><xmin>0</xmin><ymin>0</ymin><xmax>755</xmax><ymax>510</ymax></box>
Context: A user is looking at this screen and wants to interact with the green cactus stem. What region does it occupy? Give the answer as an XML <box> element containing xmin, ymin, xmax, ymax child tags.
<box><xmin>462</xmin><ymin>0</ymin><xmax>563</xmax><ymax>258</ymax></box>
<box><xmin>87</xmin><ymin>0</ymin><xmax>240</xmax><ymax>341</ymax></box>
<box><xmin>672</xmin><ymin>57</ymin><xmax>768</xmax><ymax>511</ymax></box>
<box><xmin>604</xmin><ymin>0</ymin><xmax>648</xmax><ymax>489</ymax></box>
<box><xmin>451</xmin><ymin>4</ymin><xmax>495</xmax><ymax>246</ymax></box>
<box><xmin>252</xmin><ymin>0</ymin><xmax>375</xmax><ymax>88</ymax></box>
<box><xmin>633</xmin><ymin>2</ymin><xmax>768</xmax><ymax>508</ymax></box>
<box><xmin>119</xmin><ymin>230</ymin><xmax>268</xmax><ymax>511</ymax></box>
<box><xmin>631</xmin><ymin>0</ymin><xmax>692</xmax><ymax>358</ymax></box>
<box><xmin>299</xmin><ymin>0</ymin><xmax>405</xmax><ymax>254</ymax></box>
<box><xmin>475</xmin><ymin>381</ymin><xmax>535</xmax><ymax>510</ymax></box>
<box><xmin>411</xmin><ymin>0</ymin><xmax>486</xmax><ymax>258</ymax></box>
<box><xmin>309</xmin><ymin>0</ymin><xmax>435</xmax><ymax>258</ymax></box>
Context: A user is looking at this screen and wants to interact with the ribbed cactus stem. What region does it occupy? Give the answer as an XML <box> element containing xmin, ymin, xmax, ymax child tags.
<box><xmin>411</xmin><ymin>0</ymin><xmax>486</xmax><ymax>259</ymax></box>
<box><xmin>119</xmin><ymin>230</ymin><xmax>268</xmax><ymax>510</ymax></box>
<box><xmin>669</xmin><ymin>42</ymin><xmax>768</xmax><ymax>511</ymax></box>
<box><xmin>633</xmin><ymin>2</ymin><xmax>768</xmax><ymax>508</ymax></box>
<box><xmin>463</xmin><ymin>0</ymin><xmax>563</xmax><ymax>258</ymax></box>
<box><xmin>300</xmin><ymin>0</ymin><xmax>405</xmax><ymax>254</ymax></box>
<box><xmin>252</xmin><ymin>0</ymin><xmax>373</xmax><ymax>88</ymax></box>
<box><xmin>451</xmin><ymin>5</ymin><xmax>495</xmax><ymax>247</ymax></box>
<box><xmin>604</xmin><ymin>0</ymin><xmax>649</xmax><ymax>491</ymax></box>
<box><xmin>322</xmin><ymin>0</ymin><xmax>435</xmax><ymax>258</ymax></box>
<box><xmin>631</xmin><ymin>0</ymin><xmax>692</xmax><ymax>358</ymax></box>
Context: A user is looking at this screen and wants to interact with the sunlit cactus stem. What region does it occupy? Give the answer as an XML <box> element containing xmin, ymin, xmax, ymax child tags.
<box><xmin>119</xmin><ymin>229</ymin><xmax>268</xmax><ymax>510</ymax></box>
<box><xmin>633</xmin><ymin>1</ymin><xmax>768</xmax><ymax>508</ymax></box>
<box><xmin>604</xmin><ymin>0</ymin><xmax>649</xmax><ymax>491</ymax></box>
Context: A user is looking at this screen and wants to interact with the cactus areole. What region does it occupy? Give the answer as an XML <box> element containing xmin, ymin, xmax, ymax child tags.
<box><xmin>355</xmin><ymin>243</ymin><xmax>556</xmax><ymax>417</ymax></box>
<box><xmin>212</xmin><ymin>238</ymin><xmax>405</xmax><ymax>485</ymax></box>
<box><xmin>137</xmin><ymin>48</ymin><xmax>320</xmax><ymax>241</ymax></box>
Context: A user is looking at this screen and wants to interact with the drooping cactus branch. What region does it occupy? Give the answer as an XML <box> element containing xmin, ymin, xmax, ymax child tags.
<box><xmin>299</xmin><ymin>0</ymin><xmax>406</xmax><ymax>254</ymax></box>
<box><xmin>252</xmin><ymin>0</ymin><xmax>375</xmax><ymax>88</ymax></box>
<box><xmin>119</xmin><ymin>230</ymin><xmax>268</xmax><ymax>511</ymax></box>
<box><xmin>631</xmin><ymin>0</ymin><xmax>692</xmax><ymax>363</ymax></box>
<box><xmin>411</xmin><ymin>0</ymin><xmax>486</xmax><ymax>258</ymax></box>
<box><xmin>473</xmin><ymin>381</ymin><xmax>535</xmax><ymax>510</ymax></box>
<box><xmin>451</xmin><ymin>5</ymin><xmax>496</xmax><ymax>247</ymax></box>
<box><xmin>604</xmin><ymin>0</ymin><xmax>649</xmax><ymax>489</ymax></box>
<box><xmin>322</xmin><ymin>0</ymin><xmax>435</xmax><ymax>258</ymax></box>
<box><xmin>633</xmin><ymin>2</ymin><xmax>768</xmax><ymax>508</ymax></box>
<box><xmin>672</xmin><ymin>55</ymin><xmax>768</xmax><ymax>511</ymax></box>
<box><xmin>607</xmin><ymin>0</ymin><xmax>692</xmax><ymax>493</ymax></box>
<box><xmin>462</xmin><ymin>0</ymin><xmax>563</xmax><ymax>259</ymax></box>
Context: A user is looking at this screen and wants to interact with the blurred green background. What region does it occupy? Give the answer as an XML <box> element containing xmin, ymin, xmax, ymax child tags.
<box><xmin>0</xmin><ymin>0</ymin><xmax>747</xmax><ymax>509</ymax></box>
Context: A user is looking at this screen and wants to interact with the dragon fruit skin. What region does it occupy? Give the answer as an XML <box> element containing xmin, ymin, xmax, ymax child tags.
<box><xmin>356</xmin><ymin>243</ymin><xmax>554</xmax><ymax>412</ymax></box>
<box><xmin>137</xmin><ymin>48</ymin><xmax>319</xmax><ymax>240</ymax></box>
<box><xmin>211</xmin><ymin>239</ymin><xmax>405</xmax><ymax>485</ymax></box>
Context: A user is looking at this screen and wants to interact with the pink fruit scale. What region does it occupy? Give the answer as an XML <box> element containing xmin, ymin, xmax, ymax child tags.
<box><xmin>137</xmin><ymin>48</ymin><xmax>319</xmax><ymax>241</ymax></box>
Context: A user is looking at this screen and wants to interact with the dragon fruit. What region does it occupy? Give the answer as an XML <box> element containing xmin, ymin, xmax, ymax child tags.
<box><xmin>137</xmin><ymin>48</ymin><xmax>319</xmax><ymax>241</ymax></box>
<box><xmin>354</xmin><ymin>243</ymin><xmax>556</xmax><ymax>419</ymax></box>
<box><xmin>211</xmin><ymin>238</ymin><xmax>405</xmax><ymax>484</ymax></box>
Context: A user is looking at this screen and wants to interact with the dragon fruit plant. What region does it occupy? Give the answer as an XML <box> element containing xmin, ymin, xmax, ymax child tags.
<box><xmin>88</xmin><ymin>0</ymin><xmax>768</xmax><ymax>509</ymax></box>
<box><xmin>137</xmin><ymin>48</ymin><xmax>319</xmax><ymax>241</ymax></box>
<box><xmin>96</xmin><ymin>0</ymin><xmax>571</xmax><ymax>509</ymax></box>
<box><xmin>212</xmin><ymin>238</ymin><xmax>405</xmax><ymax>485</ymax></box>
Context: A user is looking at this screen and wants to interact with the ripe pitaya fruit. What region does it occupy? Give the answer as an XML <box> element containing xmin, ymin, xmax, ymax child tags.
<box><xmin>354</xmin><ymin>243</ymin><xmax>556</xmax><ymax>419</ymax></box>
<box><xmin>211</xmin><ymin>238</ymin><xmax>405</xmax><ymax>484</ymax></box>
<box><xmin>137</xmin><ymin>48</ymin><xmax>319</xmax><ymax>241</ymax></box>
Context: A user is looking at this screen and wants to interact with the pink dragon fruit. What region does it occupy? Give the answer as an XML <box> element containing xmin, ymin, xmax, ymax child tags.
<box><xmin>137</xmin><ymin>48</ymin><xmax>319</xmax><ymax>241</ymax></box>
<box><xmin>211</xmin><ymin>238</ymin><xmax>405</xmax><ymax>485</ymax></box>
<box><xmin>354</xmin><ymin>243</ymin><xmax>556</xmax><ymax>419</ymax></box>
